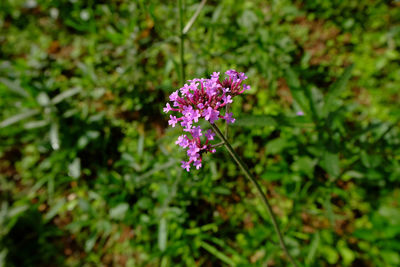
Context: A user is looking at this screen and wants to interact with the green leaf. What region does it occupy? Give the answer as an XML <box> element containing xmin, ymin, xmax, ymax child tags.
<box><xmin>285</xmin><ymin>67</ymin><xmax>300</xmax><ymax>88</ymax></box>
<box><xmin>0</xmin><ymin>77</ymin><xmax>30</xmax><ymax>98</ymax></box>
<box><xmin>51</xmin><ymin>87</ymin><xmax>81</xmax><ymax>105</ymax></box>
<box><xmin>284</xmin><ymin>67</ymin><xmax>310</xmax><ymax>114</ymax></box>
<box><xmin>266</xmin><ymin>137</ymin><xmax>289</xmax><ymax>154</ymax></box>
<box><xmin>322</xmin><ymin>64</ymin><xmax>354</xmax><ymax>117</ymax></box>
<box><xmin>212</xmin><ymin>186</ymin><xmax>231</xmax><ymax>195</ymax></box>
<box><xmin>199</xmin><ymin>241</ymin><xmax>236</xmax><ymax>266</ymax></box>
<box><xmin>85</xmin><ymin>234</ymin><xmax>97</xmax><ymax>252</ymax></box>
<box><xmin>261</xmin><ymin>170</ymin><xmax>282</xmax><ymax>181</ymax></box>
<box><xmin>0</xmin><ymin>249</ymin><xmax>7</xmax><ymax>266</ymax></box>
<box><xmin>68</xmin><ymin>158</ymin><xmax>81</xmax><ymax>179</ymax></box>
<box><xmin>36</xmin><ymin>92</ymin><xmax>50</xmax><ymax>106</ymax></box>
<box><xmin>24</xmin><ymin>120</ymin><xmax>49</xmax><ymax>129</ymax></box>
<box><xmin>323</xmin><ymin>150</ymin><xmax>340</xmax><ymax>178</ymax></box>
<box><xmin>109</xmin><ymin>203</ymin><xmax>129</xmax><ymax>220</ymax></box>
<box><xmin>50</xmin><ymin>122</ymin><xmax>60</xmax><ymax>150</ymax></box>
<box><xmin>7</xmin><ymin>205</ymin><xmax>29</xmax><ymax>218</ymax></box>
<box><xmin>0</xmin><ymin>109</ymin><xmax>40</xmax><ymax>128</ymax></box>
<box><xmin>324</xmin><ymin>194</ymin><xmax>335</xmax><ymax>227</ymax></box>
<box><xmin>306</xmin><ymin>232</ymin><xmax>320</xmax><ymax>265</ymax></box>
<box><xmin>338</xmin><ymin>241</ymin><xmax>355</xmax><ymax>266</ymax></box>
<box><xmin>44</xmin><ymin>199</ymin><xmax>66</xmax><ymax>221</ymax></box>
<box><xmin>321</xmin><ymin>245</ymin><xmax>339</xmax><ymax>264</ymax></box>
<box><xmin>158</xmin><ymin>217</ymin><xmax>168</xmax><ymax>251</ymax></box>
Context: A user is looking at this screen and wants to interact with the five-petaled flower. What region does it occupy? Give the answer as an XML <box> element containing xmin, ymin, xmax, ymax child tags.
<box><xmin>164</xmin><ymin>69</ymin><xmax>250</xmax><ymax>171</ymax></box>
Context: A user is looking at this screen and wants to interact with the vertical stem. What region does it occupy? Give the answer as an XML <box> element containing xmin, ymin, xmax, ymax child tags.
<box><xmin>225</xmin><ymin>104</ymin><xmax>229</xmax><ymax>139</ymax></box>
<box><xmin>210</xmin><ymin>123</ymin><xmax>299</xmax><ymax>267</ymax></box>
<box><xmin>178</xmin><ymin>0</ymin><xmax>185</xmax><ymax>85</ymax></box>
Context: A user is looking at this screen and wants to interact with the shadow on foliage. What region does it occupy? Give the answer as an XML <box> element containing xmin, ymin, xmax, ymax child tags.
<box><xmin>2</xmin><ymin>208</ymin><xmax>65</xmax><ymax>267</ymax></box>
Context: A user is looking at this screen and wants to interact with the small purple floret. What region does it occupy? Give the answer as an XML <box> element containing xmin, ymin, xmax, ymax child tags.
<box><xmin>176</xmin><ymin>135</ymin><xmax>189</xmax><ymax>148</ymax></box>
<box><xmin>194</xmin><ymin>160</ymin><xmax>202</xmax><ymax>169</ymax></box>
<box><xmin>205</xmin><ymin>129</ymin><xmax>215</xmax><ymax>140</ymax></box>
<box><xmin>224</xmin><ymin>112</ymin><xmax>235</xmax><ymax>124</ymax></box>
<box><xmin>203</xmin><ymin>107</ymin><xmax>220</xmax><ymax>124</ymax></box>
<box><xmin>181</xmin><ymin>161</ymin><xmax>190</xmax><ymax>172</ymax></box>
<box><xmin>191</xmin><ymin>126</ymin><xmax>202</xmax><ymax>138</ymax></box>
<box><xmin>168</xmin><ymin>115</ymin><xmax>178</xmax><ymax>127</ymax></box>
<box><xmin>169</xmin><ymin>91</ymin><xmax>179</xmax><ymax>101</ymax></box>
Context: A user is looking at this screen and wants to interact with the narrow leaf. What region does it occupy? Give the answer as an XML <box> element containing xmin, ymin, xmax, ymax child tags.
<box><xmin>306</xmin><ymin>232</ymin><xmax>320</xmax><ymax>265</ymax></box>
<box><xmin>183</xmin><ymin>0</ymin><xmax>207</xmax><ymax>34</ymax></box>
<box><xmin>284</xmin><ymin>67</ymin><xmax>310</xmax><ymax>115</ymax></box>
<box><xmin>109</xmin><ymin>203</ymin><xmax>129</xmax><ymax>220</ymax></box>
<box><xmin>200</xmin><ymin>241</ymin><xmax>236</xmax><ymax>266</ymax></box>
<box><xmin>44</xmin><ymin>199</ymin><xmax>66</xmax><ymax>221</ymax></box>
<box><xmin>322</xmin><ymin>64</ymin><xmax>354</xmax><ymax>116</ymax></box>
<box><xmin>0</xmin><ymin>78</ymin><xmax>30</xmax><ymax>98</ymax></box>
<box><xmin>51</xmin><ymin>87</ymin><xmax>81</xmax><ymax>105</ymax></box>
<box><xmin>158</xmin><ymin>217</ymin><xmax>168</xmax><ymax>251</ymax></box>
<box><xmin>0</xmin><ymin>109</ymin><xmax>39</xmax><ymax>128</ymax></box>
<box><xmin>285</xmin><ymin>67</ymin><xmax>300</xmax><ymax>88</ymax></box>
<box><xmin>323</xmin><ymin>150</ymin><xmax>340</xmax><ymax>178</ymax></box>
<box><xmin>68</xmin><ymin>158</ymin><xmax>81</xmax><ymax>179</ymax></box>
<box><xmin>50</xmin><ymin>122</ymin><xmax>60</xmax><ymax>150</ymax></box>
<box><xmin>24</xmin><ymin>120</ymin><xmax>49</xmax><ymax>129</ymax></box>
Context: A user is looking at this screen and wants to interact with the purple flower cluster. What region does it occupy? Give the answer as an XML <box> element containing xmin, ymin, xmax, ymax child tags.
<box><xmin>164</xmin><ymin>69</ymin><xmax>250</xmax><ymax>171</ymax></box>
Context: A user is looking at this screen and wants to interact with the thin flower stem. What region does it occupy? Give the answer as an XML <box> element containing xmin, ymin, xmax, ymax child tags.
<box><xmin>210</xmin><ymin>123</ymin><xmax>299</xmax><ymax>267</ymax></box>
<box><xmin>178</xmin><ymin>0</ymin><xmax>185</xmax><ymax>84</ymax></box>
<box><xmin>225</xmin><ymin>104</ymin><xmax>229</xmax><ymax>139</ymax></box>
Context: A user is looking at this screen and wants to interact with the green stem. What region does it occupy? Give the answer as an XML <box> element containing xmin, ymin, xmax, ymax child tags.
<box><xmin>178</xmin><ymin>0</ymin><xmax>185</xmax><ymax>84</ymax></box>
<box><xmin>225</xmin><ymin>104</ymin><xmax>229</xmax><ymax>139</ymax></box>
<box><xmin>210</xmin><ymin>123</ymin><xmax>299</xmax><ymax>267</ymax></box>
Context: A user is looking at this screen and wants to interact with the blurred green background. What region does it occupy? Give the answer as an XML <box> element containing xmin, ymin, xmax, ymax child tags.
<box><xmin>1</xmin><ymin>0</ymin><xmax>400</xmax><ymax>266</ymax></box>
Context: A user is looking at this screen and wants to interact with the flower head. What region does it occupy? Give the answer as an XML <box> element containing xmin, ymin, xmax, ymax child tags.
<box><xmin>164</xmin><ymin>69</ymin><xmax>250</xmax><ymax>171</ymax></box>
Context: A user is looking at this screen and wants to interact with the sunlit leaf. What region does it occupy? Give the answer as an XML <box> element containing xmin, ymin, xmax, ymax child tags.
<box><xmin>49</xmin><ymin>122</ymin><xmax>60</xmax><ymax>150</ymax></box>
<box><xmin>51</xmin><ymin>87</ymin><xmax>81</xmax><ymax>105</ymax></box>
<box><xmin>0</xmin><ymin>109</ymin><xmax>39</xmax><ymax>128</ymax></box>
<box><xmin>109</xmin><ymin>203</ymin><xmax>129</xmax><ymax>220</ymax></box>
<box><xmin>158</xmin><ymin>217</ymin><xmax>168</xmax><ymax>251</ymax></box>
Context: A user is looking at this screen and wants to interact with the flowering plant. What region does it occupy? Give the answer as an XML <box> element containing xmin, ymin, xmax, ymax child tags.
<box><xmin>164</xmin><ymin>69</ymin><xmax>298</xmax><ymax>266</ymax></box>
<box><xmin>163</xmin><ymin>69</ymin><xmax>250</xmax><ymax>171</ymax></box>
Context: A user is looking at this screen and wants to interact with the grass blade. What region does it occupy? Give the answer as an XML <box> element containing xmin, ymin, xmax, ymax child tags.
<box><xmin>0</xmin><ymin>78</ymin><xmax>30</xmax><ymax>98</ymax></box>
<box><xmin>158</xmin><ymin>217</ymin><xmax>168</xmax><ymax>251</ymax></box>
<box><xmin>200</xmin><ymin>241</ymin><xmax>236</xmax><ymax>266</ymax></box>
<box><xmin>0</xmin><ymin>109</ymin><xmax>40</xmax><ymax>128</ymax></box>
<box><xmin>51</xmin><ymin>87</ymin><xmax>81</xmax><ymax>105</ymax></box>
<box><xmin>306</xmin><ymin>232</ymin><xmax>320</xmax><ymax>265</ymax></box>
<box><xmin>183</xmin><ymin>0</ymin><xmax>207</xmax><ymax>35</ymax></box>
<box><xmin>322</xmin><ymin>64</ymin><xmax>354</xmax><ymax>116</ymax></box>
<box><xmin>50</xmin><ymin>122</ymin><xmax>60</xmax><ymax>150</ymax></box>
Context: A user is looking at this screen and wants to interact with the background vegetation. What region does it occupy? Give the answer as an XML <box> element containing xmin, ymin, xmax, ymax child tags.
<box><xmin>1</xmin><ymin>0</ymin><xmax>400</xmax><ymax>266</ymax></box>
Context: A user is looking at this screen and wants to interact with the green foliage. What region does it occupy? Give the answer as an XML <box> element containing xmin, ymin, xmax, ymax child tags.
<box><xmin>1</xmin><ymin>0</ymin><xmax>399</xmax><ymax>266</ymax></box>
